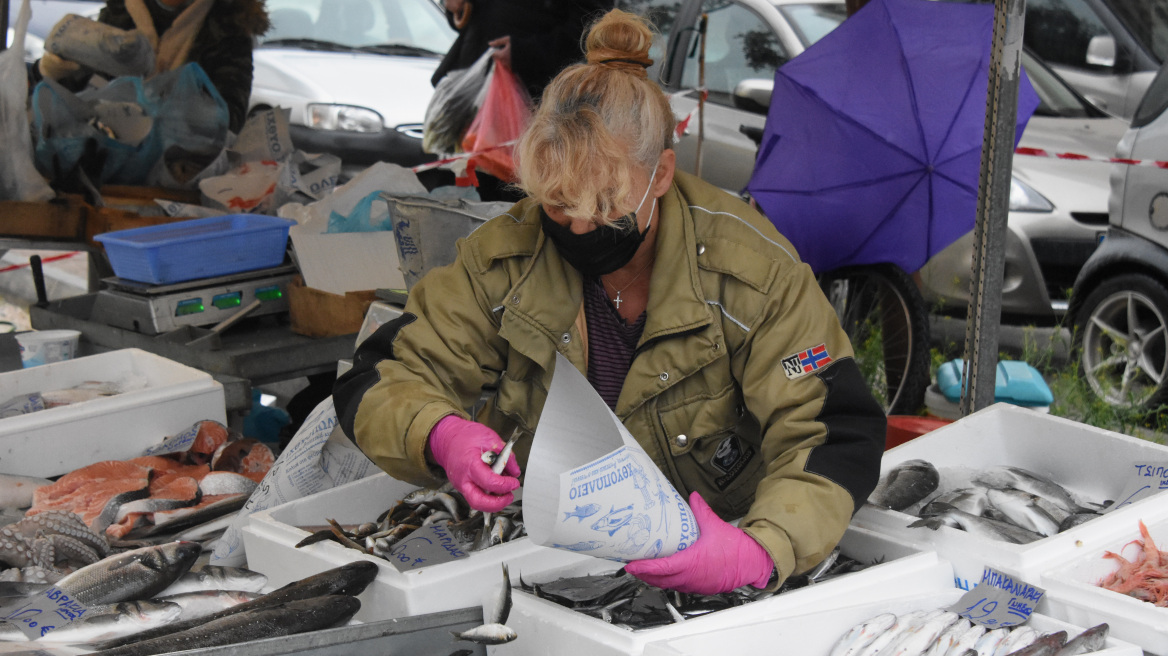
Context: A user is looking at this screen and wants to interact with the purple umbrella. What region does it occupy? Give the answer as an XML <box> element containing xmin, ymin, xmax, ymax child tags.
<box><xmin>746</xmin><ymin>0</ymin><xmax>1041</xmax><ymax>275</ymax></box>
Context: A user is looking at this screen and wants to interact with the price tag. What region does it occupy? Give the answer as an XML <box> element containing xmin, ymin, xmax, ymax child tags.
<box><xmin>0</xmin><ymin>586</ymin><xmax>88</xmax><ymax>639</ymax></box>
<box><xmin>384</xmin><ymin>524</ymin><xmax>469</xmax><ymax>572</ymax></box>
<box><xmin>1104</xmin><ymin>462</ymin><xmax>1168</xmax><ymax>513</ymax></box>
<box><xmin>947</xmin><ymin>567</ymin><xmax>1044</xmax><ymax>628</ymax></box>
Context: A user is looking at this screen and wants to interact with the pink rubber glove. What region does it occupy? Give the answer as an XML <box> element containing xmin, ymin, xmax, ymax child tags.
<box><xmin>624</xmin><ymin>492</ymin><xmax>774</xmax><ymax>594</ymax></box>
<box><xmin>428</xmin><ymin>415</ymin><xmax>520</xmax><ymax>513</ymax></box>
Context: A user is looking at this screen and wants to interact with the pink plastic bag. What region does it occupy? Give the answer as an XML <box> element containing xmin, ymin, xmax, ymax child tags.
<box><xmin>461</xmin><ymin>62</ymin><xmax>532</xmax><ymax>183</ymax></box>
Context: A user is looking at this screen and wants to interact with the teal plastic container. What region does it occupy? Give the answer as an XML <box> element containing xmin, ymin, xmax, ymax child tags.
<box><xmin>935</xmin><ymin>359</ymin><xmax>1054</xmax><ymax>407</ymax></box>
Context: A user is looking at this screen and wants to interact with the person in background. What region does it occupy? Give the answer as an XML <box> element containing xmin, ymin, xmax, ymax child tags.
<box><xmin>334</xmin><ymin>9</ymin><xmax>886</xmax><ymax>594</ymax></box>
<box><xmin>28</xmin><ymin>0</ymin><xmax>269</xmax><ymax>132</ymax></box>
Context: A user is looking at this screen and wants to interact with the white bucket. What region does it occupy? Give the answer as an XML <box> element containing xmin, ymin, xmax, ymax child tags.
<box><xmin>14</xmin><ymin>330</ymin><xmax>81</xmax><ymax>368</ymax></box>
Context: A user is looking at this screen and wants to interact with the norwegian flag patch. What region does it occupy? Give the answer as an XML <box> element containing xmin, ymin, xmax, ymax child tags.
<box><xmin>780</xmin><ymin>344</ymin><xmax>833</xmax><ymax>380</ymax></box>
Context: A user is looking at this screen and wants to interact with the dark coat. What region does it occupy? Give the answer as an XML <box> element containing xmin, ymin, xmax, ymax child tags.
<box><xmin>431</xmin><ymin>0</ymin><xmax>614</xmax><ymax>101</ymax></box>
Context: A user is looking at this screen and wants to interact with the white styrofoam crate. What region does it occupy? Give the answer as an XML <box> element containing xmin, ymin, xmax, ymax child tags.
<box><xmin>1041</xmin><ymin>512</ymin><xmax>1168</xmax><ymax>655</ymax></box>
<box><xmin>851</xmin><ymin>403</ymin><xmax>1168</xmax><ymax>591</ymax></box>
<box><xmin>241</xmin><ymin>471</ymin><xmax>595</xmax><ymax>623</ymax></box>
<box><xmin>487</xmin><ymin>525</ymin><xmax>955</xmax><ymax>656</ymax></box>
<box><xmin>0</xmin><ymin>348</ymin><xmax>226</xmax><ymax>477</ymax></box>
<box><xmin>642</xmin><ymin>589</ymin><xmax>1141</xmax><ymax>656</ymax></box>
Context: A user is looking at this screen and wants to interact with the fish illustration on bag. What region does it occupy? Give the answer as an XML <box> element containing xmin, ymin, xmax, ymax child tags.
<box><xmin>562</xmin><ymin>503</ymin><xmax>601</xmax><ymax>523</ymax></box>
<box><xmin>591</xmin><ymin>504</ymin><xmax>635</xmax><ymax>537</ymax></box>
<box><xmin>551</xmin><ymin>541</ymin><xmax>605</xmax><ymax>552</ymax></box>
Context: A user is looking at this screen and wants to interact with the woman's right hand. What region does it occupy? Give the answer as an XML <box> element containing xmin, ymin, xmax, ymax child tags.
<box><xmin>38</xmin><ymin>53</ymin><xmax>82</xmax><ymax>81</ymax></box>
<box><xmin>427</xmin><ymin>415</ymin><xmax>520</xmax><ymax>513</ymax></box>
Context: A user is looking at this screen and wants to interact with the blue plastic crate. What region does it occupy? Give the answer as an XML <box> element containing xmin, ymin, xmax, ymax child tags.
<box><xmin>935</xmin><ymin>358</ymin><xmax>1054</xmax><ymax>406</ymax></box>
<box><xmin>94</xmin><ymin>215</ymin><xmax>294</xmax><ymax>285</ymax></box>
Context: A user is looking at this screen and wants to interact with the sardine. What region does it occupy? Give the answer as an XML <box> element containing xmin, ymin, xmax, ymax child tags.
<box><xmin>97</xmin><ymin>594</ymin><xmax>362</xmax><ymax>656</ymax></box>
<box><xmin>157</xmin><ymin>565</ymin><xmax>268</xmax><ymax>596</ymax></box>
<box><xmin>908</xmin><ymin>503</ymin><xmax>1044</xmax><ymax>544</ymax></box>
<box><xmin>156</xmin><ymin>590</ymin><xmax>262</xmax><ymax>621</ymax></box>
<box><xmin>54</xmin><ymin>541</ymin><xmax>202</xmax><ymax>607</ymax></box>
<box><xmin>972</xmin><ymin>467</ymin><xmax>1086</xmax><ymax>514</ymax></box>
<box><xmin>869</xmin><ymin>460</ymin><xmax>940</xmax><ymax>511</ymax></box>
<box><xmin>94</xmin><ymin>561</ymin><xmax>378</xmax><ymax>649</ymax></box>
<box><xmin>829</xmin><ymin>613</ymin><xmax>897</xmax><ymax>656</ymax></box>
<box><xmin>1054</xmin><ymin>623</ymin><xmax>1108</xmax><ymax>656</ymax></box>
<box><xmin>985</xmin><ymin>489</ymin><xmax>1061</xmax><ymax>537</ymax></box>
<box><xmin>0</xmin><ymin>600</ymin><xmax>182</xmax><ymax>643</ymax></box>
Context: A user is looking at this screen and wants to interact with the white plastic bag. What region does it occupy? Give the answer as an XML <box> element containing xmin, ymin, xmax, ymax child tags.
<box><xmin>421</xmin><ymin>48</ymin><xmax>494</xmax><ymax>156</ymax></box>
<box><xmin>0</xmin><ymin>0</ymin><xmax>55</xmax><ymax>202</ymax></box>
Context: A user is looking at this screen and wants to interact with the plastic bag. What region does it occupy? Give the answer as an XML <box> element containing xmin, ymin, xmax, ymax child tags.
<box><xmin>0</xmin><ymin>0</ymin><xmax>55</xmax><ymax>201</ymax></box>
<box><xmin>422</xmin><ymin>49</ymin><xmax>494</xmax><ymax>155</ymax></box>
<box><xmin>461</xmin><ymin>62</ymin><xmax>531</xmax><ymax>182</ymax></box>
<box><xmin>326</xmin><ymin>191</ymin><xmax>392</xmax><ymax>233</ymax></box>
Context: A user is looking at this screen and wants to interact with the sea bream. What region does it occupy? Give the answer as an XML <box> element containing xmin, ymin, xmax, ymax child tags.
<box><xmin>868</xmin><ymin>460</ymin><xmax>940</xmax><ymax>511</ymax></box>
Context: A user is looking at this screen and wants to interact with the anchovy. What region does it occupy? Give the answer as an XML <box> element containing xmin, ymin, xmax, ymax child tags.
<box><xmin>908</xmin><ymin>503</ymin><xmax>1044</xmax><ymax>544</ymax></box>
<box><xmin>973</xmin><ymin>466</ymin><xmax>1086</xmax><ymax>514</ymax></box>
<box><xmin>868</xmin><ymin>460</ymin><xmax>940</xmax><ymax>511</ymax></box>
<box><xmin>55</xmin><ymin>541</ymin><xmax>202</xmax><ymax>607</ymax></box>
<box><xmin>0</xmin><ymin>600</ymin><xmax>182</xmax><ymax>643</ymax></box>
<box><xmin>1054</xmin><ymin>623</ymin><xmax>1108</xmax><ymax>656</ymax></box>
<box><xmin>97</xmin><ymin>595</ymin><xmax>362</xmax><ymax>656</ymax></box>
<box><xmin>94</xmin><ymin>561</ymin><xmax>378</xmax><ymax>650</ymax></box>
<box><xmin>985</xmin><ymin>489</ymin><xmax>1061</xmax><ymax>537</ymax></box>
<box><xmin>157</xmin><ymin>565</ymin><xmax>268</xmax><ymax>596</ymax></box>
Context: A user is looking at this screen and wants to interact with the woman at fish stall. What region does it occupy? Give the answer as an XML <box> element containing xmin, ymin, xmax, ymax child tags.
<box><xmin>333</xmin><ymin>9</ymin><xmax>887</xmax><ymax>594</ymax></box>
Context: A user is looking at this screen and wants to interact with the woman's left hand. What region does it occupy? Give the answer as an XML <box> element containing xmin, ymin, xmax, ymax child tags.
<box><xmin>488</xmin><ymin>36</ymin><xmax>511</xmax><ymax>68</ymax></box>
<box><xmin>624</xmin><ymin>491</ymin><xmax>775</xmax><ymax>595</ymax></box>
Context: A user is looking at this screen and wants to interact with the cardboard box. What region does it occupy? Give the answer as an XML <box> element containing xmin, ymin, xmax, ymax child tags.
<box><xmin>850</xmin><ymin>403</ymin><xmax>1168</xmax><ymax>591</ymax></box>
<box><xmin>287</xmin><ymin>277</ymin><xmax>378</xmax><ymax>338</ymax></box>
<box><xmin>1041</xmin><ymin>512</ymin><xmax>1168</xmax><ymax>655</ymax></box>
<box><xmin>0</xmin><ymin>348</ymin><xmax>225</xmax><ymax>477</ymax></box>
<box><xmin>641</xmin><ymin>589</ymin><xmax>1142</xmax><ymax>656</ymax></box>
<box><xmin>240</xmin><ymin>471</ymin><xmax>595</xmax><ymax>623</ymax></box>
<box><xmin>487</xmin><ymin>526</ymin><xmax>955</xmax><ymax>656</ymax></box>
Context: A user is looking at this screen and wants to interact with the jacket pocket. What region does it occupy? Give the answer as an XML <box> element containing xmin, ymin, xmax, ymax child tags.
<box><xmin>657</xmin><ymin>385</ymin><xmax>763</xmax><ymax>518</ymax></box>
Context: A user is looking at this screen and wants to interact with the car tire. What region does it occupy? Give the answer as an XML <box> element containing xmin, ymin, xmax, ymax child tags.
<box><xmin>1075</xmin><ymin>273</ymin><xmax>1168</xmax><ymax>410</ymax></box>
<box><xmin>818</xmin><ymin>263</ymin><xmax>931</xmax><ymax>415</ymax></box>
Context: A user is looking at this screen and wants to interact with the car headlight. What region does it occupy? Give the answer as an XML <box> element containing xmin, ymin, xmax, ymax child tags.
<box><xmin>1009</xmin><ymin>176</ymin><xmax>1054</xmax><ymax>212</ymax></box>
<box><xmin>307</xmin><ymin>104</ymin><xmax>384</xmax><ymax>133</ymax></box>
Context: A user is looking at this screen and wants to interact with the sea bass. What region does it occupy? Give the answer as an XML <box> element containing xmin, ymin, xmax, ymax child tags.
<box><xmin>157</xmin><ymin>565</ymin><xmax>268</xmax><ymax>596</ymax></box>
<box><xmin>54</xmin><ymin>541</ymin><xmax>201</xmax><ymax>606</ymax></box>
<box><xmin>0</xmin><ymin>600</ymin><xmax>181</xmax><ymax>643</ymax></box>
<box><xmin>157</xmin><ymin>590</ymin><xmax>263</xmax><ymax>621</ymax></box>
<box><xmin>98</xmin><ymin>594</ymin><xmax>361</xmax><ymax>656</ymax></box>
<box><xmin>868</xmin><ymin>460</ymin><xmax>940</xmax><ymax>511</ymax></box>
<box><xmin>95</xmin><ymin>560</ymin><xmax>378</xmax><ymax>649</ymax></box>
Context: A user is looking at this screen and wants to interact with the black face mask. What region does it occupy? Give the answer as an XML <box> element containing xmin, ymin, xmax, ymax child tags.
<box><xmin>539</xmin><ymin>166</ymin><xmax>658</xmax><ymax>277</ymax></box>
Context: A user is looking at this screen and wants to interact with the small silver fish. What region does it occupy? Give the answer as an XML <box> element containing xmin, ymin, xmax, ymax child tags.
<box><xmin>452</xmin><ymin>623</ymin><xmax>517</xmax><ymax>645</ymax></box>
<box><xmin>829</xmin><ymin>612</ymin><xmax>896</xmax><ymax>656</ymax></box>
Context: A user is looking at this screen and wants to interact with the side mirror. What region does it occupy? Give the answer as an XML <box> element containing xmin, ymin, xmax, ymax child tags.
<box><xmin>733</xmin><ymin>78</ymin><xmax>774</xmax><ymax>114</ymax></box>
<box><xmin>1086</xmin><ymin>35</ymin><xmax>1116</xmax><ymax>68</ymax></box>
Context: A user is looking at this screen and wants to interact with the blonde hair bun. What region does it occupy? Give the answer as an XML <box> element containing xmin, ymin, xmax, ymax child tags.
<box><xmin>584</xmin><ymin>9</ymin><xmax>654</xmax><ymax>76</ymax></box>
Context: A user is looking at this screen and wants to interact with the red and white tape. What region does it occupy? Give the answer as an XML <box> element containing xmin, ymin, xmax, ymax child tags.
<box><xmin>1015</xmin><ymin>146</ymin><xmax>1168</xmax><ymax>169</ymax></box>
<box><xmin>411</xmin><ymin>140</ymin><xmax>519</xmax><ymax>174</ymax></box>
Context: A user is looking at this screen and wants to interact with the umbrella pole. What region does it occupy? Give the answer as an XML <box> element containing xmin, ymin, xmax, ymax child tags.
<box><xmin>694</xmin><ymin>13</ymin><xmax>707</xmax><ymax>178</ymax></box>
<box><xmin>960</xmin><ymin>0</ymin><xmax>1027</xmax><ymax>416</ymax></box>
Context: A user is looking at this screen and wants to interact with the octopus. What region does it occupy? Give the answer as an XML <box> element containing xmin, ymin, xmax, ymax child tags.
<box><xmin>0</xmin><ymin>511</ymin><xmax>110</xmax><ymax>582</ymax></box>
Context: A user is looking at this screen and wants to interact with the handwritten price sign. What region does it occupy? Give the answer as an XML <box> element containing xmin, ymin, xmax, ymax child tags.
<box><xmin>385</xmin><ymin>524</ymin><xmax>468</xmax><ymax>572</ymax></box>
<box><xmin>1104</xmin><ymin>461</ymin><xmax>1168</xmax><ymax>514</ymax></box>
<box><xmin>947</xmin><ymin>568</ymin><xmax>1044</xmax><ymax>628</ymax></box>
<box><xmin>0</xmin><ymin>586</ymin><xmax>88</xmax><ymax>639</ymax></box>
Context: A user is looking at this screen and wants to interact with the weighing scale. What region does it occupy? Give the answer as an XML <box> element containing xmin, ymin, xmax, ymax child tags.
<box><xmin>91</xmin><ymin>265</ymin><xmax>297</xmax><ymax>335</ymax></box>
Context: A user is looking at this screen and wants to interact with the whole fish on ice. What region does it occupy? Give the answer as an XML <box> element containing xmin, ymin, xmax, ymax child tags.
<box><xmin>452</xmin><ymin>563</ymin><xmax>516</xmax><ymax>645</ymax></box>
<box><xmin>868</xmin><ymin>460</ymin><xmax>940</xmax><ymax>511</ymax></box>
<box><xmin>157</xmin><ymin>565</ymin><xmax>267</xmax><ymax>596</ymax></box>
<box><xmin>54</xmin><ymin>541</ymin><xmax>201</xmax><ymax>606</ymax></box>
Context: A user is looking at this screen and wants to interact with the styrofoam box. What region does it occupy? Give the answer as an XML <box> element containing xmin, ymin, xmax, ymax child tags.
<box><xmin>641</xmin><ymin>589</ymin><xmax>1142</xmax><ymax>656</ymax></box>
<box><xmin>1041</xmin><ymin>511</ymin><xmax>1168</xmax><ymax>655</ymax></box>
<box><xmin>0</xmin><ymin>348</ymin><xmax>226</xmax><ymax>477</ymax></box>
<box><xmin>240</xmin><ymin>470</ymin><xmax>595</xmax><ymax>623</ymax></box>
<box><xmin>850</xmin><ymin>403</ymin><xmax>1168</xmax><ymax>591</ymax></box>
<box><xmin>487</xmin><ymin>525</ymin><xmax>955</xmax><ymax>656</ymax></box>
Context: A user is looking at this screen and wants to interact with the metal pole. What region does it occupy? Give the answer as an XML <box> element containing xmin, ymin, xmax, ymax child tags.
<box><xmin>694</xmin><ymin>13</ymin><xmax>708</xmax><ymax>178</ymax></box>
<box><xmin>1</xmin><ymin>0</ymin><xmax>10</xmax><ymax>53</ymax></box>
<box><xmin>960</xmin><ymin>0</ymin><xmax>1027</xmax><ymax>416</ymax></box>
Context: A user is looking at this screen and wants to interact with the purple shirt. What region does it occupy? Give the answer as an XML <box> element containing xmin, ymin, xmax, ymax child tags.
<box><xmin>583</xmin><ymin>276</ymin><xmax>647</xmax><ymax>410</ymax></box>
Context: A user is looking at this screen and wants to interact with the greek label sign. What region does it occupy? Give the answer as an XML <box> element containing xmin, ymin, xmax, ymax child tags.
<box><xmin>948</xmin><ymin>567</ymin><xmax>1044</xmax><ymax>628</ymax></box>
<box><xmin>1104</xmin><ymin>461</ymin><xmax>1168</xmax><ymax>513</ymax></box>
<box><xmin>385</xmin><ymin>524</ymin><xmax>468</xmax><ymax>571</ymax></box>
<box><xmin>0</xmin><ymin>586</ymin><xmax>88</xmax><ymax>639</ymax></box>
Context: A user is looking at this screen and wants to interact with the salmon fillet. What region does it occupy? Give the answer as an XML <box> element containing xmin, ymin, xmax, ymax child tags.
<box><xmin>28</xmin><ymin>461</ymin><xmax>152</xmax><ymax>532</ymax></box>
<box><xmin>188</xmin><ymin>421</ymin><xmax>230</xmax><ymax>464</ymax></box>
<box><xmin>107</xmin><ymin>473</ymin><xmax>203</xmax><ymax>539</ymax></box>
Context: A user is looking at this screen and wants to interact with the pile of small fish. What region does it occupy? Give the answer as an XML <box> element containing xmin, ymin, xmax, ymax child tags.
<box><xmin>518</xmin><ymin>547</ymin><xmax>867</xmax><ymax>631</ymax></box>
<box><xmin>296</xmin><ymin>483</ymin><xmax>526</xmax><ymax>559</ymax></box>
<box><xmin>1097</xmin><ymin>519</ymin><xmax>1168</xmax><ymax>606</ymax></box>
<box><xmin>829</xmin><ymin>610</ymin><xmax>1109</xmax><ymax>656</ymax></box>
<box><xmin>868</xmin><ymin>460</ymin><xmax>1104</xmax><ymax>544</ymax></box>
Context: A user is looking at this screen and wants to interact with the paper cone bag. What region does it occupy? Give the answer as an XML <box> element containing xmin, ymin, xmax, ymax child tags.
<box><xmin>524</xmin><ymin>354</ymin><xmax>699</xmax><ymax>561</ymax></box>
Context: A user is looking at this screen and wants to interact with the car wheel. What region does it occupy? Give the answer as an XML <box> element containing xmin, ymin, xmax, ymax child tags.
<box><xmin>818</xmin><ymin>263</ymin><xmax>931</xmax><ymax>415</ymax></box>
<box><xmin>1075</xmin><ymin>273</ymin><xmax>1168</xmax><ymax>409</ymax></box>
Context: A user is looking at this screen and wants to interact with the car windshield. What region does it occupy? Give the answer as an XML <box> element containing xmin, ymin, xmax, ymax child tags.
<box><xmin>259</xmin><ymin>0</ymin><xmax>455</xmax><ymax>55</ymax></box>
<box><xmin>1107</xmin><ymin>0</ymin><xmax>1168</xmax><ymax>64</ymax></box>
<box><xmin>776</xmin><ymin>3</ymin><xmax>847</xmax><ymax>47</ymax></box>
<box><xmin>1021</xmin><ymin>50</ymin><xmax>1100</xmax><ymax>118</ymax></box>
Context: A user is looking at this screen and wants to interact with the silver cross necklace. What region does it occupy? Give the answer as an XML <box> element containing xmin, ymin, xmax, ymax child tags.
<box><xmin>602</xmin><ymin>256</ymin><xmax>654</xmax><ymax>309</ymax></box>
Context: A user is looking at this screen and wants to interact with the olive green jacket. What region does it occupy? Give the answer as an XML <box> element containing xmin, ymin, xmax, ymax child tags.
<box><xmin>334</xmin><ymin>171</ymin><xmax>886</xmax><ymax>585</ymax></box>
